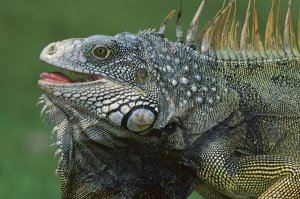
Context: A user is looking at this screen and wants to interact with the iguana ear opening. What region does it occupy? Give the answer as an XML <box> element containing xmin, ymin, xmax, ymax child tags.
<box><xmin>135</xmin><ymin>68</ymin><xmax>148</xmax><ymax>85</ymax></box>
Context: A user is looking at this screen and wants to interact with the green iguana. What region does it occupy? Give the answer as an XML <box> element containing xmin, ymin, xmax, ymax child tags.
<box><xmin>38</xmin><ymin>0</ymin><xmax>300</xmax><ymax>198</ymax></box>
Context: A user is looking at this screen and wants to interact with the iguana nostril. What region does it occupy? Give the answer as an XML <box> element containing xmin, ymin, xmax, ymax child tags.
<box><xmin>47</xmin><ymin>44</ymin><xmax>57</xmax><ymax>55</ymax></box>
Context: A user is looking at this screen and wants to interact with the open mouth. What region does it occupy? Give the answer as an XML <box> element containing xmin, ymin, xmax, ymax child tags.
<box><xmin>39</xmin><ymin>70</ymin><xmax>103</xmax><ymax>84</ymax></box>
<box><xmin>39</xmin><ymin>39</ymin><xmax>105</xmax><ymax>85</ymax></box>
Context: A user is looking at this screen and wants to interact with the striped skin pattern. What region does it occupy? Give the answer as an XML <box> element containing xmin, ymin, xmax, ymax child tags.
<box><xmin>38</xmin><ymin>0</ymin><xmax>300</xmax><ymax>198</ymax></box>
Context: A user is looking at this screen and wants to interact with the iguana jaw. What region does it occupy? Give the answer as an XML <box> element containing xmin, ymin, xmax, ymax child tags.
<box><xmin>39</xmin><ymin>71</ymin><xmax>103</xmax><ymax>84</ymax></box>
<box><xmin>39</xmin><ymin>36</ymin><xmax>162</xmax><ymax>133</ymax></box>
<box><xmin>38</xmin><ymin>70</ymin><xmax>106</xmax><ymax>88</ymax></box>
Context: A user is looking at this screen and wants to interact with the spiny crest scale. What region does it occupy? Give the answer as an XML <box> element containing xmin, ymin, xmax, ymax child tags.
<box><xmin>159</xmin><ymin>0</ymin><xmax>300</xmax><ymax>61</ymax></box>
<box><xmin>199</xmin><ymin>0</ymin><xmax>300</xmax><ymax>60</ymax></box>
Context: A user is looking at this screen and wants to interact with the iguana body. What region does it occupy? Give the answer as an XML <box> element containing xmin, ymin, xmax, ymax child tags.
<box><xmin>38</xmin><ymin>0</ymin><xmax>300</xmax><ymax>198</ymax></box>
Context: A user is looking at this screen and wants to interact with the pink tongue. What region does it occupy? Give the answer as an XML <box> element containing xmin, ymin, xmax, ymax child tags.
<box><xmin>40</xmin><ymin>72</ymin><xmax>72</xmax><ymax>83</ymax></box>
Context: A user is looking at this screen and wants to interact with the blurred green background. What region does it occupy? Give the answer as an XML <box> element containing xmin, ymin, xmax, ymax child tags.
<box><xmin>0</xmin><ymin>0</ymin><xmax>298</xmax><ymax>198</ymax></box>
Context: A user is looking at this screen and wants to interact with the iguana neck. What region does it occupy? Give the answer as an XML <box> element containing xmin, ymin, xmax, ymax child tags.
<box><xmin>139</xmin><ymin>31</ymin><xmax>239</xmax><ymax>141</ymax></box>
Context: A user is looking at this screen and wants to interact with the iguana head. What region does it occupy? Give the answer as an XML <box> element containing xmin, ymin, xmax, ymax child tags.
<box><xmin>39</xmin><ymin>32</ymin><xmax>173</xmax><ymax>135</ymax></box>
<box><xmin>38</xmin><ymin>0</ymin><xmax>209</xmax><ymax>143</ymax></box>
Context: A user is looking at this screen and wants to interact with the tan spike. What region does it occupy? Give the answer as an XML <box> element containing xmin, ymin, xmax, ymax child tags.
<box><xmin>275</xmin><ymin>0</ymin><xmax>285</xmax><ymax>56</ymax></box>
<box><xmin>158</xmin><ymin>10</ymin><xmax>176</xmax><ymax>37</ymax></box>
<box><xmin>240</xmin><ymin>0</ymin><xmax>252</xmax><ymax>59</ymax></box>
<box><xmin>228</xmin><ymin>16</ymin><xmax>237</xmax><ymax>59</ymax></box>
<box><xmin>252</xmin><ymin>0</ymin><xmax>265</xmax><ymax>58</ymax></box>
<box><xmin>209</xmin><ymin>3</ymin><xmax>233</xmax><ymax>56</ymax></box>
<box><xmin>284</xmin><ymin>0</ymin><xmax>299</xmax><ymax>56</ymax></box>
<box><xmin>210</xmin><ymin>14</ymin><xmax>222</xmax><ymax>56</ymax></box>
<box><xmin>228</xmin><ymin>1</ymin><xmax>241</xmax><ymax>59</ymax></box>
<box><xmin>186</xmin><ymin>0</ymin><xmax>205</xmax><ymax>48</ymax></box>
<box><xmin>206</xmin><ymin>16</ymin><xmax>219</xmax><ymax>56</ymax></box>
<box><xmin>210</xmin><ymin>3</ymin><xmax>228</xmax><ymax>57</ymax></box>
<box><xmin>220</xmin><ymin>0</ymin><xmax>234</xmax><ymax>59</ymax></box>
<box><xmin>176</xmin><ymin>0</ymin><xmax>183</xmax><ymax>43</ymax></box>
<box><xmin>234</xmin><ymin>22</ymin><xmax>240</xmax><ymax>52</ymax></box>
<box><xmin>232</xmin><ymin>0</ymin><xmax>240</xmax><ymax>53</ymax></box>
<box><xmin>290</xmin><ymin>1</ymin><xmax>299</xmax><ymax>56</ymax></box>
<box><xmin>221</xmin><ymin>0</ymin><xmax>226</xmax><ymax>10</ymax></box>
<box><xmin>199</xmin><ymin>0</ymin><xmax>233</xmax><ymax>57</ymax></box>
<box><xmin>200</xmin><ymin>8</ymin><xmax>222</xmax><ymax>53</ymax></box>
<box><xmin>228</xmin><ymin>10</ymin><xmax>236</xmax><ymax>49</ymax></box>
<box><xmin>265</xmin><ymin>0</ymin><xmax>276</xmax><ymax>56</ymax></box>
<box><xmin>284</xmin><ymin>0</ymin><xmax>293</xmax><ymax>56</ymax></box>
<box><xmin>200</xmin><ymin>20</ymin><xmax>215</xmax><ymax>53</ymax></box>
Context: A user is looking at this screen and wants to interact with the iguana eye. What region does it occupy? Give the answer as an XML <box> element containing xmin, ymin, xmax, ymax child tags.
<box><xmin>93</xmin><ymin>46</ymin><xmax>111</xmax><ymax>60</ymax></box>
